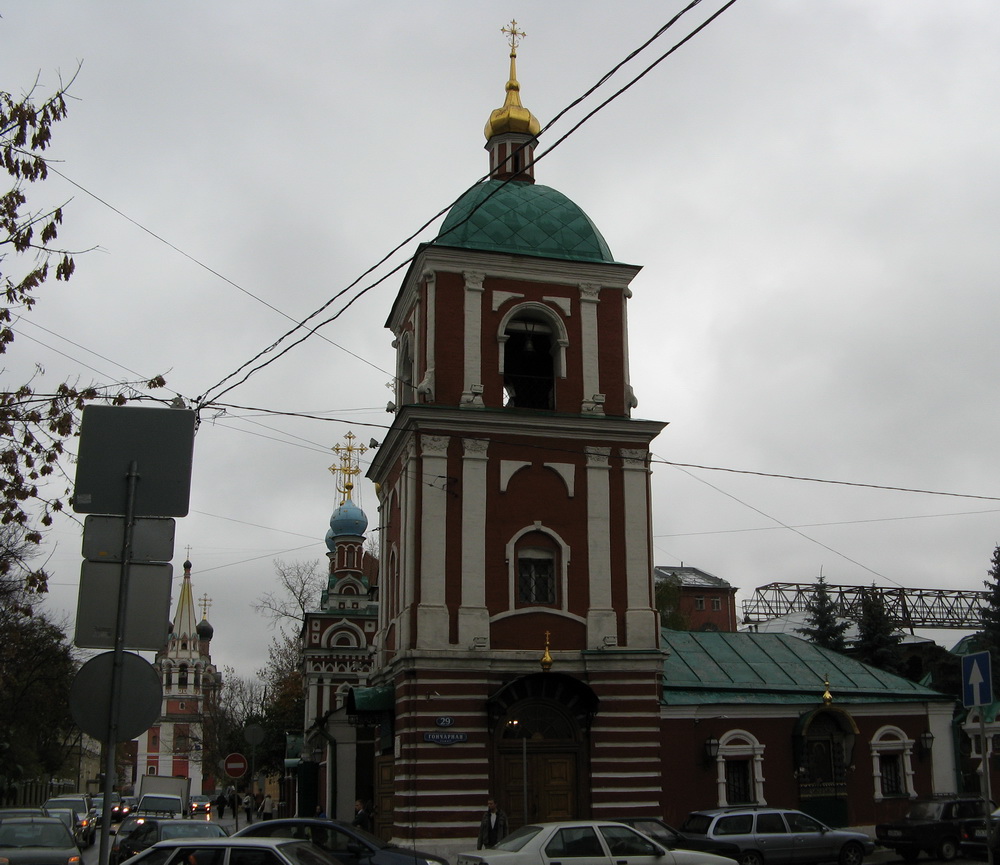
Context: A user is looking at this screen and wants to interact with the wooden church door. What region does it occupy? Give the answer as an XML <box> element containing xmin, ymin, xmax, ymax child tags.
<box><xmin>497</xmin><ymin>700</ymin><xmax>583</xmax><ymax>828</ymax></box>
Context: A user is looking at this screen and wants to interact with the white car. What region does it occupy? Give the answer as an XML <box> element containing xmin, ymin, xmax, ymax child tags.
<box><xmin>457</xmin><ymin>820</ymin><xmax>738</xmax><ymax>865</ymax></box>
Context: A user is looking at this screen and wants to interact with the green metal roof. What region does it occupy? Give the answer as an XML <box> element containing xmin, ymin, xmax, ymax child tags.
<box><xmin>434</xmin><ymin>180</ymin><xmax>615</xmax><ymax>263</ymax></box>
<box><xmin>347</xmin><ymin>684</ymin><xmax>394</xmax><ymax>713</ymax></box>
<box><xmin>661</xmin><ymin>629</ymin><xmax>952</xmax><ymax>706</ymax></box>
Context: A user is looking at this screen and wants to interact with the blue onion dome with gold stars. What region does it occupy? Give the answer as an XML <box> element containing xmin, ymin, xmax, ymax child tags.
<box><xmin>326</xmin><ymin>495</ymin><xmax>368</xmax><ymax>550</ymax></box>
<box><xmin>434</xmin><ymin>20</ymin><xmax>614</xmax><ymax>264</ymax></box>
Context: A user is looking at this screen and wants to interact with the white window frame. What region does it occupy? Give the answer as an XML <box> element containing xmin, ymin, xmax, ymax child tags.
<box><xmin>713</xmin><ymin>729</ymin><xmax>766</xmax><ymax>806</ymax></box>
<box><xmin>870</xmin><ymin>725</ymin><xmax>917</xmax><ymax>802</ymax></box>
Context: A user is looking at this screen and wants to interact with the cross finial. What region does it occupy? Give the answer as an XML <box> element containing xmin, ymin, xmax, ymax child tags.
<box><xmin>185</xmin><ymin>545</ymin><xmax>192</xmax><ymax>559</ymax></box>
<box><xmin>501</xmin><ymin>19</ymin><xmax>526</xmax><ymax>54</ymax></box>
<box><xmin>199</xmin><ymin>593</ymin><xmax>212</xmax><ymax>619</ymax></box>
<box><xmin>328</xmin><ymin>431</ymin><xmax>368</xmax><ymax>504</ymax></box>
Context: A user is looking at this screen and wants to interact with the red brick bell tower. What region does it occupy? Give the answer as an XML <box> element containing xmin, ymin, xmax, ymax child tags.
<box><xmin>364</xmin><ymin>21</ymin><xmax>667</xmax><ymax>853</ymax></box>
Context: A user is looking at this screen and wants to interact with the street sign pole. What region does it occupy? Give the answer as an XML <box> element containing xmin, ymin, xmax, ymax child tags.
<box><xmin>964</xmin><ymin>652</ymin><xmax>995</xmax><ymax>865</ymax></box>
<box><xmin>98</xmin><ymin>459</ymin><xmax>138</xmax><ymax>865</ymax></box>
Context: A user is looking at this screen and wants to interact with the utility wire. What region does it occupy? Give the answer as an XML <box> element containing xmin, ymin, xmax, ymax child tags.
<box><xmin>194</xmin><ymin>0</ymin><xmax>737</xmax><ymax>409</ymax></box>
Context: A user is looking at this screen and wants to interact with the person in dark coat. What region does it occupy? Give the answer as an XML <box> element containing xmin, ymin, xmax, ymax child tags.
<box><xmin>477</xmin><ymin>798</ymin><xmax>508</xmax><ymax>849</ymax></box>
<box><xmin>351</xmin><ymin>799</ymin><xmax>372</xmax><ymax>832</ymax></box>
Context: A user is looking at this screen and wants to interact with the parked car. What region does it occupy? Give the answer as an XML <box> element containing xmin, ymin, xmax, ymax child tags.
<box><xmin>457</xmin><ymin>820</ymin><xmax>735</xmax><ymax>865</ymax></box>
<box><xmin>0</xmin><ymin>816</ymin><xmax>81</xmax><ymax>865</ymax></box>
<box><xmin>43</xmin><ymin>809</ymin><xmax>85</xmax><ymax>848</ymax></box>
<box><xmin>120</xmin><ymin>836</ymin><xmax>345</xmax><ymax>865</ymax></box>
<box><xmin>234</xmin><ymin>817</ymin><xmax>448</xmax><ymax>865</ymax></box>
<box><xmin>41</xmin><ymin>798</ymin><xmax>95</xmax><ymax>848</ymax></box>
<box><xmin>617</xmin><ymin>817</ymin><xmax>740</xmax><ymax>859</ymax></box>
<box><xmin>0</xmin><ymin>810</ymin><xmax>47</xmax><ymax>821</ymax></box>
<box><xmin>875</xmin><ymin>795</ymin><xmax>992</xmax><ymax>862</ymax></box>
<box><xmin>680</xmin><ymin>807</ymin><xmax>874</xmax><ymax>865</ymax></box>
<box><xmin>114</xmin><ymin>817</ymin><xmax>228</xmax><ymax>863</ymax></box>
<box><xmin>189</xmin><ymin>796</ymin><xmax>213</xmax><ymax>817</ymax></box>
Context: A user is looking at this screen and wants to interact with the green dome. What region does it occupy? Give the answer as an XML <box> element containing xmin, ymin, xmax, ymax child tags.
<box><xmin>435</xmin><ymin>180</ymin><xmax>614</xmax><ymax>263</ymax></box>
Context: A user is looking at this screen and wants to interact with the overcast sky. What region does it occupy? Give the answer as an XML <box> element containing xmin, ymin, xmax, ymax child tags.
<box><xmin>4</xmin><ymin>2</ymin><xmax>999</xmax><ymax>678</ymax></box>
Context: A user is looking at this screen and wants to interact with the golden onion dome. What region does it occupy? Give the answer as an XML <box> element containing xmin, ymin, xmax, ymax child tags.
<box><xmin>484</xmin><ymin>21</ymin><xmax>541</xmax><ymax>140</ymax></box>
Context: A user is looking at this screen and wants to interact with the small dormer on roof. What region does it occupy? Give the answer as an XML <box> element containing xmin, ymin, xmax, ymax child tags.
<box><xmin>484</xmin><ymin>20</ymin><xmax>540</xmax><ymax>182</ymax></box>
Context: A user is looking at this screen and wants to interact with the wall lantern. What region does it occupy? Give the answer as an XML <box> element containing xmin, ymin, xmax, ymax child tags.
<box><xmin>704</xmin><ymin>737</ymin><xmax>721</xmax><ymax>761</ymax></box>
<box><xmin>919</xmin><ymin>731</ymin><xmax>935</xmax><ymax>752</ymax></box>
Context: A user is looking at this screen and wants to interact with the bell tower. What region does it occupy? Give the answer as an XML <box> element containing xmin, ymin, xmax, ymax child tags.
<box><xmin>365</xmin><ymin>22</ymin><xmax>667</xmax><ymax>848</ymax></box>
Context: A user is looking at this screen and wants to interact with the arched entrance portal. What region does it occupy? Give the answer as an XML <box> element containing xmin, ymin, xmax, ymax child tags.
<box><xmin>487</xmin><ymin>673</ymin><xmax>599</xmax><ymax>828</ymax></box>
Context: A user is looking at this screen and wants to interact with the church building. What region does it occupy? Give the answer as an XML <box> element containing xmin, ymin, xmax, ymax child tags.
<box><xmin>327</xmin><ymin>25</ymin><xmax>959</xmax><ymax>857</ymax></box>
<box><xmin>136</xmin><ymin>560</ymin><xmax>220</xmax><ymax>792</ymax></box>
<box><xmin>363</xmin><ymin>22</ymin><xmax>667</xmax><ymax>846</ymax></box>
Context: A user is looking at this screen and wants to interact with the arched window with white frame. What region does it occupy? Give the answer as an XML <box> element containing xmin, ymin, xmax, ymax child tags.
<box><xmin>870</xmin><ymin>725</ymin><xmax>917</xmax><ymax>801</ymax></box>
<box><xmin>712</xmin><ymin>729</ymin><xmax>766</xmax><ymax>807</ymax></box>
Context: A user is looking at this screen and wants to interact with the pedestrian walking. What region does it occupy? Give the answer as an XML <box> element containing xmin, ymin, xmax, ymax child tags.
<box><xmin>477</xmin><ymin>798</ymin><xmax>508</xmax><ymax>849</ymax></box>
<box><xmin>215</xmin><ymin>793</ymin><xmax>227</xmax><ymax>819</ymax></box>
<box><xmin>258</xmin><ymin>794</ymin><xmax>274</xmax><ymax>821</ymax></box>
<box><xmin>243</xmin><ymin>793</ymin><xmax>255</xmax><ymax>823</ymax></box>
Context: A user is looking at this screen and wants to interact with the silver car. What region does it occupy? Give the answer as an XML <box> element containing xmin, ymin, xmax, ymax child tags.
<box><xmin>679</xmin><ymin>808</ymin><xmax>875</xmax><ymax>865</ymax></box>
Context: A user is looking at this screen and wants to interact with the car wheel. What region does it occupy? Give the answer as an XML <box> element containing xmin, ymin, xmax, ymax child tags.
<box><xmin>739</xmin><ymin>850</ymin><xmax>764</xmax><ymax>865</ymax></box>
<box><xmin>839</xmin><ymin>841</ymin><xmax>864</xmax><ymax>865</ymax></box>
<box><xmin>900</xmin><ymin>847</ymin><xmax>920</xmax><ymax>863</ymax></box>
<box><xmin>937</xmin><ymin>838</ymin><xmax>958</xmax><ymax>861</ymax></box>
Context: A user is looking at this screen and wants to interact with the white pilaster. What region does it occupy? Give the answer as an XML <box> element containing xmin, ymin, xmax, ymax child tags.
<box><xmin>458</xmin><ymin>437</ymin><xmax>490</xmax><ymax>647</ymax></box>
<box><xmin>461</xmin><ymin>271</ymin><xmax>485</xmax><ymax>406</ymax></box>
<box><xmin>586</xmin><ymin>447</ymin><xmax>616</xmax><ymax>647</ymax></box>
<box><xmin>579</xmin><ymin>283</ymin><xmax>604</xmax><ymax>414</ymax></box>
<box><xmin>417</xmin><ymin>434</ymin><xmax>450</xmax><ymax>647</ymax></box>
<box><xmin>621</xmin><ymin>447</ymin><xmax>658</xmax><ymax>648</ymax></box>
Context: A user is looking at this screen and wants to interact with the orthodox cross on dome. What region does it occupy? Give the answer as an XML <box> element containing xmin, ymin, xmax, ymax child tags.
<box><xmin>501</xmin><ymin>19</ymin><xmax>526</xmax><ymax>53</ymax></box>
<box><xmin>329</xmin><ymin>431</ymin><xmax>367</xmax><ymax>504</ymax></box>
<box><xmin>199</xmin><ymin>593</ymin><xmax>212</xmax><ymax>620</ymax></box>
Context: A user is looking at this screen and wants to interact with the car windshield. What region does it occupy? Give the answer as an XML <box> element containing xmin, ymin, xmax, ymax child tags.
<box><xmin>906</xmin><ymin>803</ymin><xmax>945</xmax><ymax>820</ymax></box>
<box><xmin>629</xmin><ymin>820</ymin><xmax>678</xmax><ymax>845</ymax></box>
<box><xmin>492</xmin><ymin>825</ymin><xmax>542</xmax><ymax>852</ymax></box>
<box><xmin>0</xmin><ymin>823</ymin><xmax>73</xmax><ymax>848</ymax></box>
<box><xmin>680</xmin><ymin>815</ymin><xmax>713</xmax><ymax>834</ymax></box>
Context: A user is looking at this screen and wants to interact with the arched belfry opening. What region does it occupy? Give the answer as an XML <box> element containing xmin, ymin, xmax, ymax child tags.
<box><xmin>502</xmin><ymin>313</ymin><xmax>556</xmax><ymax>409</ymax></box>
<box><xmin>487</xmin><ymin>673</ymin><xmax>599</xmax><ymax>826</ymax></box>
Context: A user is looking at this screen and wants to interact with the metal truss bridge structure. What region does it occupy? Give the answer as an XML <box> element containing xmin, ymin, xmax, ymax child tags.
<box><xmin>741</xmin><ymin>582</ymin><xmax>988</xmax><ymax>630</ymax></box>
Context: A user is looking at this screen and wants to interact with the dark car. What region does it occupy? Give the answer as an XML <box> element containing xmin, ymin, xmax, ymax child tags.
<box><xmin>41</xmin><ymin>798</ymin><xmax>95</xmax><ymax>848</ymax></box>
<box><xmin>617</xmin><ymin>817</ymin><xmax>740</xmax><ymax>859</ymax></box>
<box><xmin>234</xmin><ymin>817</ymin><xmax>448</xmax><ymax>865</ymax></box>
<box><xmin>113</xmin><ymin>818</ymin><xmax>228</xmax><ymax>864</ymax></box>
<box><xmin>876</xmin><ymin>796</ymin><xmax>992</xmax><ymax>862</ymax></box>
<box><xmin>0</xmin><ymin>810</ymin><xmax>48</xmax><ymax>821</ymax></box>
<box><xmin>680</xmin><ymin>807</ymin><xmax>874</xmax><ymax>865</ymax></box>
<box><xmin>956</xmin><ymin>804</ymin><xmax>1000</xmax><ymax>860</ymax></box>
<box><xmin>0</xmin><ymin>816</ymin><xmax>81</xmax><ymax>865</ymax></box>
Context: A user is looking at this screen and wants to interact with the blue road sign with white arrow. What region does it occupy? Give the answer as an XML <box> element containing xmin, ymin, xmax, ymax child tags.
<box><xmin>962</xmin><ymin>651</ymin><xmax>993</xmax><ymax>708</ymax></box>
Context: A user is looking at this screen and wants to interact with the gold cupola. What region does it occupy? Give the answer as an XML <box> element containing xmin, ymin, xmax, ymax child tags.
<box><xmin>484</xmin><ymin>20</ymin><xmax>540</xmax><ymax>182</ymax></box>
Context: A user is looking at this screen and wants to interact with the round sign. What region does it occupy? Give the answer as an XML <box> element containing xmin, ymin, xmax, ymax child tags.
<box><xmin>224</xmin><ymin>752</ymin><xmax>249</xmax><ymax>778</ymax></box>
<box><xmin>70</xmin><ymin>652</ymin><xmax>162</xmax><ymax>741</ymax></box>
<box><xmin>243</xmin><ymin>723</ymin><xmax>265</xmax><ymax>746</ymax></box>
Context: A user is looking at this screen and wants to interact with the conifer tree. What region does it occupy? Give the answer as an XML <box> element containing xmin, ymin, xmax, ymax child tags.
<box><xmin>979</xmin><ymin>544</ymin><xmax>1000</xmax><ymax>688</ymax></box>
<box><xmin>796</xmin><ymin>575</ymin><xmax>850</xmax><ymax>652</ymax></box>
<box><xmin>854</xmin><ymin>585</ymin><xmax>903</xmax><ymax>674</ymax></box>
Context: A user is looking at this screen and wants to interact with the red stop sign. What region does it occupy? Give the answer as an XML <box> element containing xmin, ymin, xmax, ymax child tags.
<box><xmin>224</xmin><ymin>752</ymin><xmax>248</xmax><ymax>778</ymax></box>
